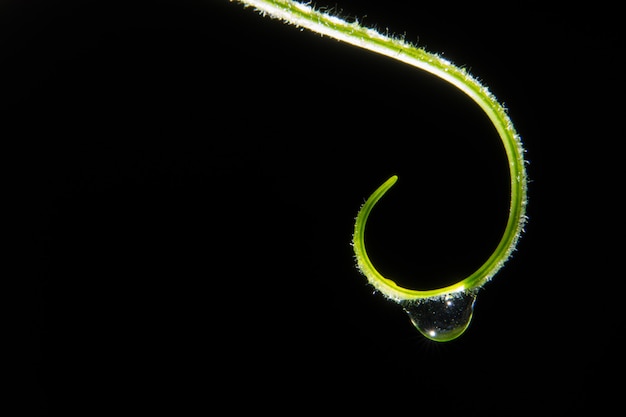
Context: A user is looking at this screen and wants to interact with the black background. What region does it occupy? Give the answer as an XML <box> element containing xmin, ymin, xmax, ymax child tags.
<box><xmin>7</xmin><ymin>0</ymin><xmax>624</xmax><ymax>415</ymax></box>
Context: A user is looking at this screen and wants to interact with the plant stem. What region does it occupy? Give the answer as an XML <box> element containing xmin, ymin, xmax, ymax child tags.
<box><xmin>232</xmin><ymin>0</ymin><xmax>528</xmax><ymax>301</ymax></box>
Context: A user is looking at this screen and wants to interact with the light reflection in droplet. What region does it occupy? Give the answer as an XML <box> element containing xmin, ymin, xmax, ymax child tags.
<box><xmin>402</xmin><ymin>291</ymin><xmax>477</xmax><ymax>342</ymax></box>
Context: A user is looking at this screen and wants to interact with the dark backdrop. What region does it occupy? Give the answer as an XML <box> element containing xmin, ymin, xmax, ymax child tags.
<box><xmin>7</xmin><ymin>1</ymin><xmax>623</xmax><ymax>415</ymax></box>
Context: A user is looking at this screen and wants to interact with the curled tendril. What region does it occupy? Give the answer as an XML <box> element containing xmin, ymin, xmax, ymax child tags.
<box><xmin>232</xmin><ymin>0</ymin><xmax>528</xmax><ymax>330</ymax></box>
<box><xmin>353</xmin><ymin>171</ymin><xmax>525</xmax><ymax>302</ymax></box>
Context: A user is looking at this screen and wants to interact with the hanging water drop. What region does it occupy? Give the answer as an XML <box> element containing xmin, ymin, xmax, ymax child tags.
<box><xmin>402</xmin><ymin>291</ymin><xmax>477</xmax><ymax>342</ymax></box>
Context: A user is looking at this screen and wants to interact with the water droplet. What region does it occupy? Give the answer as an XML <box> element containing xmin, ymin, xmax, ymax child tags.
<box><xmin>402</xmin><ymin>291</ymin><xmax>477</xmax><ymax>342</ymax></box>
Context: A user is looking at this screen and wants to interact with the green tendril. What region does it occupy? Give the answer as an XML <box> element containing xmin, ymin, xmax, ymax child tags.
<box><xmin>233</xmin><ymin>0</ymin><xmax>528</xmax><ymax>303</ymax></box>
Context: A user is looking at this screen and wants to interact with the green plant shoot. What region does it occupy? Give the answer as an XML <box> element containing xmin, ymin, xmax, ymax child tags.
<box><xmin>232</xmin><ymin>0</ymin><xmax>528</xmax><ymax>341</ymax></box>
